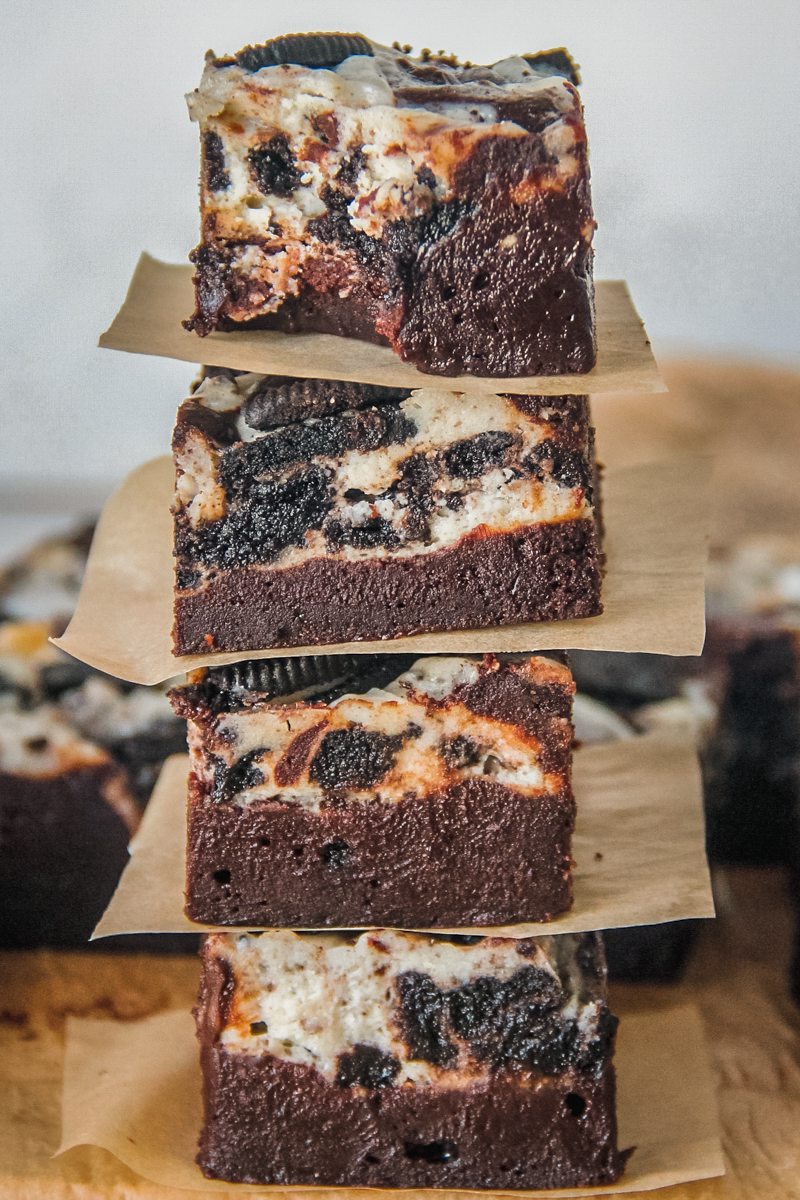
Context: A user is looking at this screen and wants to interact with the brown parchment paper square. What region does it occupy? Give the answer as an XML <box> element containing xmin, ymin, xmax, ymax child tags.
<box><xmin>99</xmin><ymin>254</ymin><xmax>665</xmax><ymax>397</ymax></box>
<box><xmin>58</xmin><ymin>1002</ymin><xmax>723</xmax><ymax>1197</ymax></box>
<box><xmin>53</xmin><ymin>457</ymin><xmax>710</xmax><ymax>686</ymax></box>
<box><xmin>93</xmin><ymin>729</ymin><xmax>714</xmax><ymax>940</ymax></box>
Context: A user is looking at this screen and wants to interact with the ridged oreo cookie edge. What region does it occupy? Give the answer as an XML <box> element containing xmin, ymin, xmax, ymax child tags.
<box><xmin>230</xmin><ymin>32</ymin><xmax>374</xmax><ymax>73</ymax></box>
<box><xmin>242</xmin><ymin>378</ymin><xmax>412</xmax><ymax>431</ymax></box>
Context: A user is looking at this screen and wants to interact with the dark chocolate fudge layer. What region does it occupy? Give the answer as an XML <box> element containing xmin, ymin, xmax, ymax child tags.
<box><xmin>196</xmin><ymin>929</ymin><xmax>625</xmax><ymax>1187</ymax></box>
<box><xmin>186</xmin><ymin>35</ymin><xmax>595</xmax><ymax>377</ymax></box>
<box><xmin>171</xmin><ymin>653</ymin><xmax>577</xmax><ymax>927</ymax></box>
<box><xmin>172</xmin><ymin>372</ymin><xmax>602</xmax><ymax>653</ymax></box>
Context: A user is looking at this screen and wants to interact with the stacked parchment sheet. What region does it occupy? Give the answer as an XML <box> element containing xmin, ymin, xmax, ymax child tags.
<box><xmin>54</xmin><ymin>30</ymin><xmax>722</xmax><ymax>1197</ymax></box>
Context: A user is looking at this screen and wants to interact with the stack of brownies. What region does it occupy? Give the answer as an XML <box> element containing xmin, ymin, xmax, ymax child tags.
<box><xmin>64</xmin><ymin>29</ymin><xmax>698</xmax><ymax>1189</ymax></box>
<box><xmin>164</xmin><ymin>32</ymin><xmax>627</xmax><ymax>1188</ymax></box>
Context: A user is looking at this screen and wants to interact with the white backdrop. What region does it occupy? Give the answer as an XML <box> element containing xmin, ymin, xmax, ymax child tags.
<box><xmin>1</xmin><ymin>0</ymin><xmax>798</xmax><ymax>498</ymax></box>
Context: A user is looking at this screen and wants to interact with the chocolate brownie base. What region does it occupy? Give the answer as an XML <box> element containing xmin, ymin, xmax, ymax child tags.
<box><xmin>198</xmin><ymin>1049</ymin><xmax>622</xmax><ymax>1188</ymax></box>
<box><xmin>186</xmin><ymin>776</ymin><xmax>574</xmax><ymax>927</ymax></box>
<box><xmin>174</xmin><ymin>518</ymin><xmax>602</xmax><ymax>653</ymax></box>
<box><xmin>0</xmin><ymin>765</ymin><xmax>133</xmax><ymax>948</ymax></box>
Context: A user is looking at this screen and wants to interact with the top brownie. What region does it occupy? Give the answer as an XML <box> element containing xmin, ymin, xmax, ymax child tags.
<box><xmin>186</xmin><ymin>33</ymin><xmax>595</xmax><ymax>377</ymax></box>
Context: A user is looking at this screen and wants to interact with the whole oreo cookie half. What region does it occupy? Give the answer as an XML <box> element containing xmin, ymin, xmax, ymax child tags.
<box><xmin>189</xmin><ymin>654</ymin><xmax>417</xmax><ymax>712</ymax></box>
<box><xmin>202</xmin><ymin>655</ymin><xmax>364</xmax><ymax>707</ymax></box>
<box><xmin>242</xmin><ymin>376</ymin><xmax>411</xmax><ymax>431</ymax></box>
<box><xmin>233</xmin><ymin>32</ymin><xmax>374</xmax><ymax>73</ymax></box>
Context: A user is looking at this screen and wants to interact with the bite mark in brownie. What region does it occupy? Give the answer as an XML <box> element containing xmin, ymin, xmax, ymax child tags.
<box><xmin>185</xmin><ymin>37</ymin><xmax>595</xmax><ymax>377</ymax></box>
<box><xmin>195</xmin><ymin>928</ymin><xmax>625</xmax><ymax>1187</ymax></box>
<box><xmin>172</xmin><ymin>371</ymin><xmax>602</xmax><ymax>652</ymax></box>
<box><xmin>171</xmin><ymin>653</ymin><xmax>577</xmax><ymax>927</ymax></box>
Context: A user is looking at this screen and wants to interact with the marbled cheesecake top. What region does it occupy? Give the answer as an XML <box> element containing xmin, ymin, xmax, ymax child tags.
<box><xmin>204</xmin><ymin>928</ymin><xmax>615</xmax><ymax>1087</ymax></box>
<box><xmin>171</xmin><ymin>653</ymin><xmax>574</xmax><ymax>812</ymax></box>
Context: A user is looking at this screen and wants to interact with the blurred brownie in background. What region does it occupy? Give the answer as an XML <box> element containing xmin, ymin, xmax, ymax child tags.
<box><xmin>702</xmin><ymin>540</ymin><xmax>800</xmax><ymax>866</ymax></box>
<box><xmin>571</xmin><ymin>684</ymin><xmax>703</xmax><ymax>983</ymax></box>
<box><xmin>0</xmin><ymin>624</ymin><xmax>140</xmax><ymax>947</ymax></box>
<box><xmin>0</xmin><ymin>523</ymin><xmax>94</xmax><ymax>626</ymax></box>
<box><xmin>572</xmin><ymin>535</ymin><xmax>800</xmax><ymax>991</ymax></box>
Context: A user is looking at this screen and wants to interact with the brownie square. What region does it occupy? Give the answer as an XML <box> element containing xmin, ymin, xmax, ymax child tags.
<box><xmin>0</xmin><ymin>620</ymin><xmax>187</xmax><ymax>947</ymax></box>
<box><xmin>170</xmin><ymin>653</ymin><xmax>577</xmax><ymax>927</ymax></box>
<box><xmin>195</xmin><ymin>928</ymin><xmax>625</xmax><ymax>1188</ymax></box>
<box><xmin>0</xmin><ymin>701</ymin><xmax>138</xmax><ymax>948</ymax></box>
<box><xmin>185</xmin><ymin>35</ymin><xmax>595</xmax><ymax>377</ymax></box>
<box><xmin>172</xmin><ymin>372</ymin><xmax>602</xmax><ymax>654</ymax></box>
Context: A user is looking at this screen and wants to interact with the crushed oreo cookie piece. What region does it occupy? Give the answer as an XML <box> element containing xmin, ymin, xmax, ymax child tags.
<box><xmin>220</xmin><ymin>405</ymin><xmax>417</xmax><ymax>484</ymax></box>
<box><xmin>203</xmin><ymin>131</ymin><xmax>230</xmax><ymax>192</ymax></box>
<box><xmin>336</xmin><ymin>1043</ymin><xmax>400</xmax><ymax>1088</ymax></box>
<box><xmin>234</xmin><ymin>33</ymin><xmax>374</xmax><ymax>73</ymax></box>
<box><xmin>525</xmin><ymin>441</ymin><xmax>592</xmax><ymax>494</ymax></box>
<box><xmin>248</xmin><ymin>135</ymin><xmax>301</xmax><ymax>196</ymax></box>
<box><xmin>397</xmin><ymin>971</ymin><xmax>458</xmax><ymax>1067</ymax></box>
<box><xmin>310</xmin><ymin>728</ymin><xmax>407</xmax><ymax>790</ymax></box>
<box><xmin>443</xmin><ymin>431</ymin><xmax>517</xmax><ymax>480</ymax></box>
<box><xmin>212</xmin><ymin>749</ymin><xmax>265</xmax><ymax>802</ymax></box>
